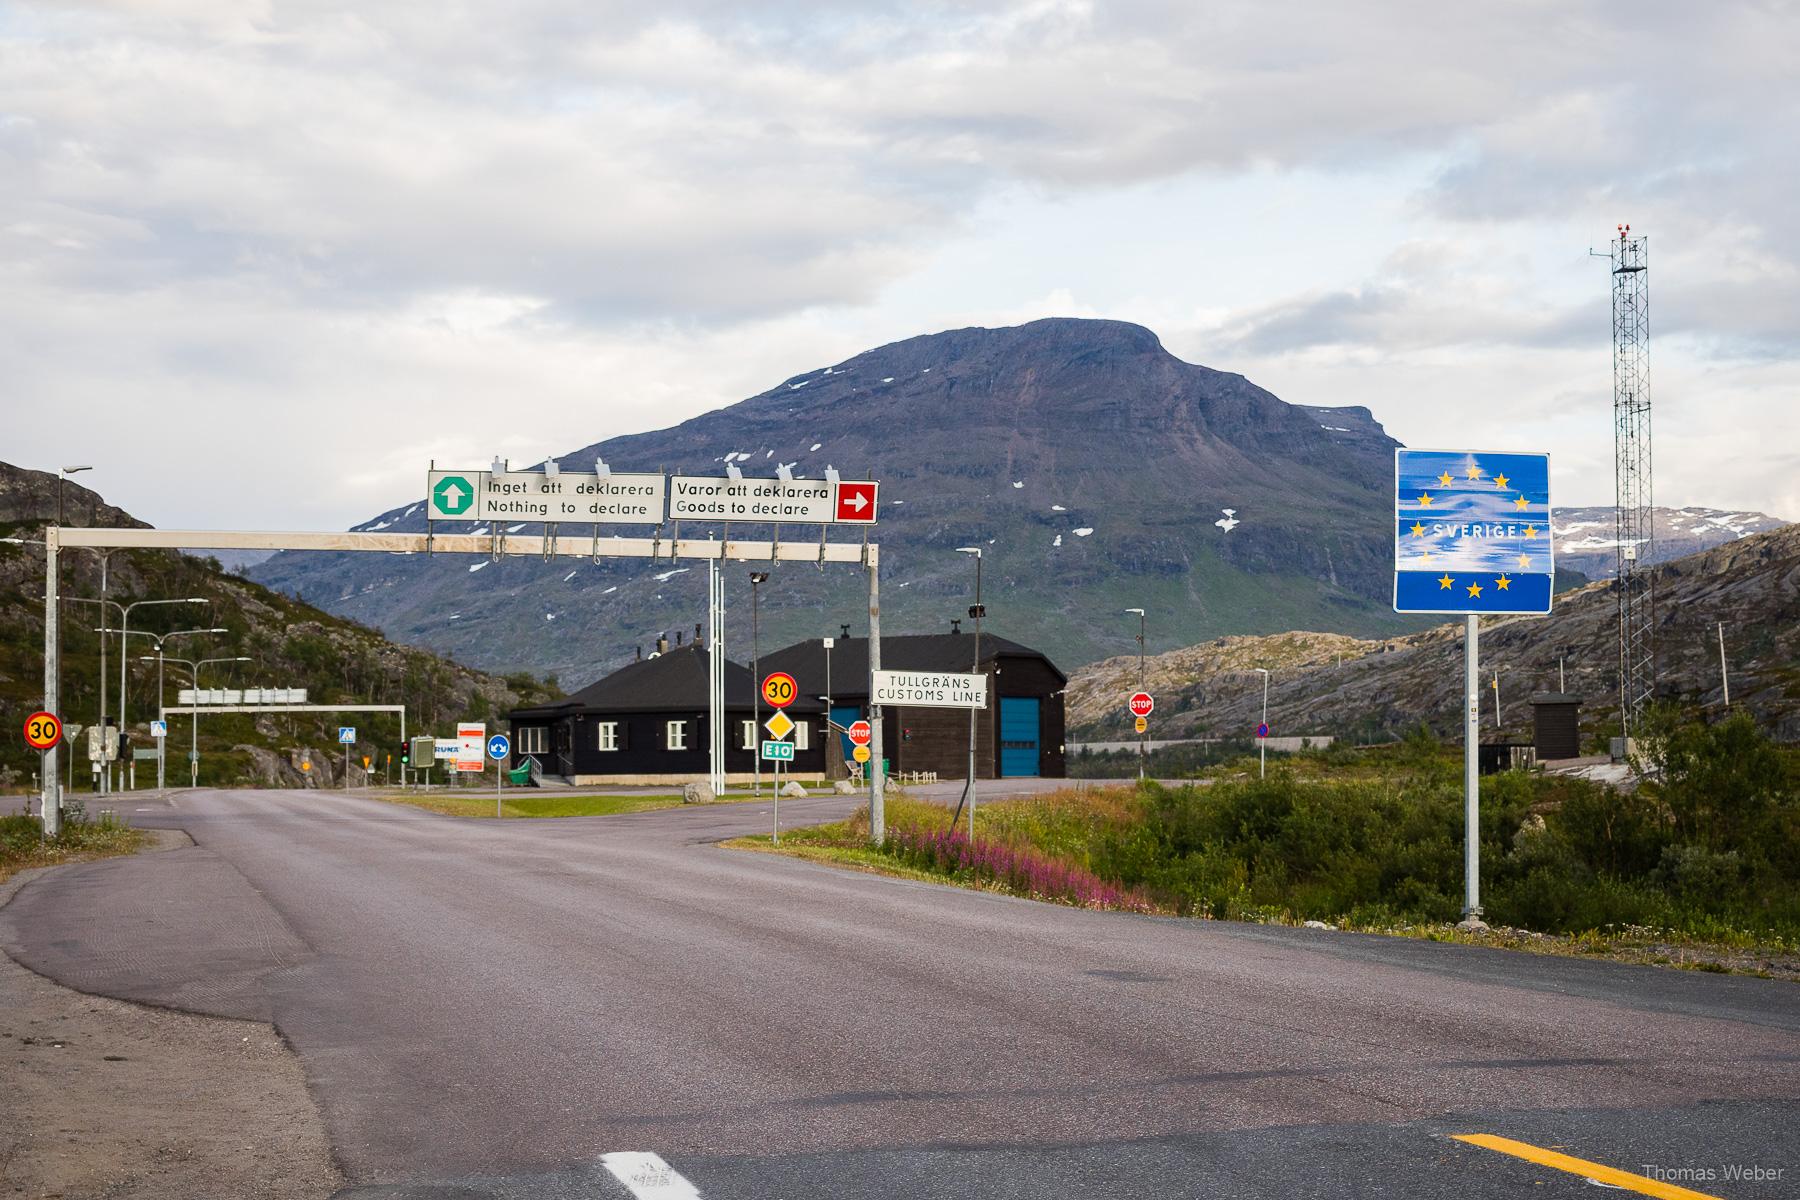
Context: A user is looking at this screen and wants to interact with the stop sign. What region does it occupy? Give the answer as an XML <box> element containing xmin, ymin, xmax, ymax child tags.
<box><xmin>846</xmin><ymin>719</ymin><xmax>872</xmax><ymax>747</ymax></box>
<box><xmin>1128</xmin><ymin>692</ymin><xmax>1154</xmax><ymax>718</ymax></box>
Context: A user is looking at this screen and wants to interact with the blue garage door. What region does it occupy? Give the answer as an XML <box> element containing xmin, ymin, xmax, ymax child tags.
<box><xmin>999</xmin><ymin>697</ymin><xmax>1040</xmax><ymax>778</ymax></box>
<box><xmin>832</xmin><ymin>705</ymin><xmax>862</xmax><ymax>760</ymax></box>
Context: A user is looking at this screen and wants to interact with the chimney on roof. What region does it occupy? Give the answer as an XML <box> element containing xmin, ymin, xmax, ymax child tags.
<box><xmin>636</xmin><ymin>645</ymin><xmax>643</xmax><ymax>661</ymax></box>
<box><xmin>840</xmin><ymin>624</ymin><xmax>851</xmax><ymax>638</ymax></box>
<box><xmin>950</xmin><ymin>618</ymin><xmax>962</xmax><ymax>634</ymax></box>
<box><xmin>695</xmin><ymin>622</ymin><xmax>704</xmax><ymax>648</ymax></box>
<box><xmin>675</xmin><ymin>630</ymin><xmax>683</xmax><ymax>646</ymax></box>
<box><xmin>655</xmin><ymin>634</ymin><xmax>669</xmax><ymax>654</ymax></box>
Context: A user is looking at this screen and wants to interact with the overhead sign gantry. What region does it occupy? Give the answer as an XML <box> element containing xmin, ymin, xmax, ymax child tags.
<box><xmin>34</xmin><ymin>462</ymin><xmax>892</xmax><ymax>845</ymax></box>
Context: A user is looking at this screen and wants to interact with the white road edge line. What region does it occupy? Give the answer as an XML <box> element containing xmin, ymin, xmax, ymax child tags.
<box><xmin>600</xmin><ymin>1151</ymin><xmax>703</xmax><ymax>1199</ymax></box>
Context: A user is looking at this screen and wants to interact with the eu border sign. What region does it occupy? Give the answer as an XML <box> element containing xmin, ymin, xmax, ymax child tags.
<box><xmin>1393</xmin><ymin>449</ymin><xmax>1553</xmax><ymax>616</ymax></box>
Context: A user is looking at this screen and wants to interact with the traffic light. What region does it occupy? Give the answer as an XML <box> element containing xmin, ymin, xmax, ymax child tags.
<box><xmin>400</xmin><ymin>743</ymin><xmax>410</xmax><ymax>766</ymax></box>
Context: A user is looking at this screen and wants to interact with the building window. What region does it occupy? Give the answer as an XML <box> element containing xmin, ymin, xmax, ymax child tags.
<box><xmin>740</xmin><ymin>719</ymin><xmax>757</xmax><ymax>750</ymax></box>
<box><xmin>793</xmin><ymin>719</ymin><xmax>810</xmax><ymax>751</ymax></box>
<box><xmin>597</xmin><ymin>722</ymin><xmax>619</xmax><ymax>751</ymax></box>
<box><xmin>665</xmin><ymin>720</ymin><xmax>688</xmax><ymax>751</ymax></box>
<box><xmin>518</xmin><ymin>726</ymin><xmax>547</xmax><ymax>755</ymax></box>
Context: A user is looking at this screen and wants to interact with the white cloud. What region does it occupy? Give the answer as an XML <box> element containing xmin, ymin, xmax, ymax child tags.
<box><xmin>1</xmin><ymin>1</ymin><xmax>1796</xmax><ymax>523</ymax></box>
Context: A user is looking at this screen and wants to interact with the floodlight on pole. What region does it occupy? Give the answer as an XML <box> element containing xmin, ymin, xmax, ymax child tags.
<box><xmin>726</xmin><ymin>463</ymin><xmax>744</xmax><ymax>481</ymax></box>
<box><xmin>954</xmin><ymin>547</ymin><xmax>984</xmax><ymax>839</ymax></box>
<box><xmin>543</xmin><ymin>456</ymin><xmax>560</xmax><ymax>478</ymax></box>
<box><xmin>491</xmin><ymin>457</ymin><xmax>507</xmax><ymax>475</ymax></box>
<box><xmin>776</xmin><ymin>463</ymin><xmax>794</xmax><ymax>489</ymax></box>
<box><xmin>824</xmin><ymin>465</ymin><xmax>840</xmax><ymax>488</ymax></box>
<box><xmin>749</xmin><ymin>572</ymin><xmax>770</xmax><ymax>797</ymax></box>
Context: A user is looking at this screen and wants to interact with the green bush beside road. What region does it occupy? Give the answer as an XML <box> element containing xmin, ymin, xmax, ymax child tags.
<box><xmin>747</xmin><ymin>705</ymin><xmax>1800</xmax><ymax>956</ymax></box>
<box><xmin>1</xmin><ymin>808</ymin><xmax>144</xmax><ymax>885</ymax></box>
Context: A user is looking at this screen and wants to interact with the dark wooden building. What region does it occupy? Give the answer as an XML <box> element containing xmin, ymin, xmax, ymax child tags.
<box><xmin>761</xmin><ymin>630</ymin><xmax>1067</xmax><ymax>779</ymax></box>
<box><xmin>506</xmin><ymin>641</ymin><xmax>827</xmax><ymax>785</ymax></box>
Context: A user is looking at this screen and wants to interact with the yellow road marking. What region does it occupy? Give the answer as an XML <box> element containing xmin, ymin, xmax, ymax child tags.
<box><xmin>1452</xmin><ymin>1134</ymin><xmax>1725</xmax><ymax>1199</ymax></box>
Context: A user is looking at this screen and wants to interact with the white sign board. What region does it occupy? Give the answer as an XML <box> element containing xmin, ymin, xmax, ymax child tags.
<box><xmin>456</xmin><ymin>722</ymin><xmax>487</xmax><ymax>772</ymax></box>
<box><xmin>871</xmin><ymin>670</ymin><xmax>988</xmax><ymax>709</ymax></box>
<box><xmin>667</xmin><ymin>476</ymin><xmax>879</xmax><ymax>524</ymax></box>
<box><xmin>428</xmin><ymin>470</ymin><xmax>665</xmax><ymax>524</ymax></box>
<box><xmin>433</xmin><ymin>741</ymin><xmax>458</xmax><ymax>760</ymax></box>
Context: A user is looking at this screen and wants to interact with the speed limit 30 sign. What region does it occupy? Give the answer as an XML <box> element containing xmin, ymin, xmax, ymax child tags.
<box><xmin>24</xmin><ymin>711</ymin><xmax>63</xmax><ymax>751</ymax></box>
<box><xmin>761</xmin><ymin>672</ymin><xmax>798</xmax><ymax>708</ymax></box>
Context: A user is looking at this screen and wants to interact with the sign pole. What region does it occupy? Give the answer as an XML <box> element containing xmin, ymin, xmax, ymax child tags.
<box><xmin>1463</xmin><ymin>614</ymin><xmax>1484</xmax><ymax>927</ymax></box>
<box><xmin>497</xmin><ymin>760</ymin><xmax>502</xmax><ymax>818</ymax></box>
<box><xmin>867</xmin><ymin>550</ymin><xmax>885</xmax><ymax>847</ymax></box>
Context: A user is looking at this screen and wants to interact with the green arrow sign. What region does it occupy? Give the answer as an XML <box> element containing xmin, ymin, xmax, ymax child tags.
<box><xmin>432</xmin><ymin>474</ymin><xmax>475</xmax><ymax>517</ymax></box>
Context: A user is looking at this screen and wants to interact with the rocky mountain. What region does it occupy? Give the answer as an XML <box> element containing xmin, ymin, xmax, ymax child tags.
<box><xmin>251</xmin><ymin>318</ymin><xmax>1462</xmax><ymax>686</ymax></box>
<box><xmin>1554</xmin><ymin>505</ymin><xmax>1788</xmax><ymax>581</ymax></box>
<box><xmin>0</xmin><ymin>462</ymin><xmax>557</xmax><ymax>791</ymax></box>
<box><xmin>1067</xmin><ymin>522</ymin><xmax>1800</xmax><ymax>745</ymax></box>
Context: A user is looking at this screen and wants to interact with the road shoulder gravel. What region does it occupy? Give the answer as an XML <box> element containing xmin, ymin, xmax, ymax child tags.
<box><xmin>0</xmin><ymin>830</ymin><xmax>341</xmax><ymax>1199</ymax></box>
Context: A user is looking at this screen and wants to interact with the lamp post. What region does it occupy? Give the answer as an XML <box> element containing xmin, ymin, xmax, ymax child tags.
<box><xmin>58</xmin><ymin>465</ymin><xmax>92</xmax><ymax>528</ymax></box>
<box><xmin>1491</xmin><ymin>666</ymin><xmax>1509</xmax><ymax>733</ymax></box>
<box><xmin>161</xmin><ymin>656</ymin><xmax>251</xmax><ymax>787</ymax></box>
<box><xmin>129</xmin><ymin>627</ymin><xmax>227</xmax><ymax>791</ymax></box>
<box><xmin>954</xmin><ymin>547</ymin><xmax>984</xmax><ymax>839</ymax></box>
<box><xmin>1125</xmin><ymin>608</ymin><xmax>1146</xmax><ymax>780</ymax></box>
<box><xmin>749</xmin><ymin>572</ymin><xmax>769</xmax><ymax>797</ymax></box>
<box><xmin>115</xmin><ymin>597</ymin><xmax>207</xmax><ymax>785</ymax></box>
<box><xmin>1254</xmin><ymin>667</ymin><xmax>1270</xmax><ymax>779</ymax></box>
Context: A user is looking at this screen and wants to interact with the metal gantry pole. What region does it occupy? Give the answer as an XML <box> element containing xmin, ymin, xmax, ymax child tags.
<box><xmin>867</xmin><ymin>548</ymin><xmax>885</xmax><ymax>847</ymax></box>
<box><xmin>1463</xmin><ymin>615</ymin><xmax>1483</xmax><ymax>924</ymax></box>
<box><xmin>98</xmin><ymin>555</ymin><xmax>108</xmax><ymax>795</ymax></box>
<box><xmin>41</xmin><ymin>529</ymin><xmax>61</xmax><ymax>836</ymax></box>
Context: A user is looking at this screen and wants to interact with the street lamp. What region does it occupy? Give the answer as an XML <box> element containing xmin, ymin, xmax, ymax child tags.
<box><xmin>159</xmin><ymin>655</ymin><xmax>251</xmax><ymax>788</ymax></box>
<box><xmin>954</xmin><ymin>547</ymin><xmax>984</xmax><ymax>839</ymax></box>
<box><xmin>76</xmin><ymin>596</ymin><xmax>207</xmax><ymax>791</ymax></box>
<box><xmin>1125</xmin><ymin>608</ymin><xmax>1146</xmax><ymax>780</ymax></box>
<box><xmin>749</xmin><ymin>571</ymin><xmax>769</xmax><ymax>796</ymax></box>
<box><xmin>1490</xmin><ymin>666</ymin><xmax>1510</xmax><ymax>733</ymax></box>
<box><xmin>125</xmin><ymin>627</ymin><xmax>227</xmax><ymax>791</ymax></box>
<box><xmin>58</xmin><ymin>465</ymin><xmax>93</xmax><ymax>528</ymax></box>
<box><xmin>1253</xmin><ymin>667</ymin><xmax>1270</xmax><ymax>779</ymax></box>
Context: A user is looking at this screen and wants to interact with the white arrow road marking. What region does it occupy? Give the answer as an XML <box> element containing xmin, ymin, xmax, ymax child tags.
<box><xmin>600</xmin><ymin>1152</ymin><xmax>703</xmax><ymax>1199</ymax></box>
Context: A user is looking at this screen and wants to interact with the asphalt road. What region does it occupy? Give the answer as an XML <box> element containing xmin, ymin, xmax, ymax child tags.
<box><xmin>4</xmin><ymin>788</ymin><xmax>1797</xmax><ymax>1198</ymax></box>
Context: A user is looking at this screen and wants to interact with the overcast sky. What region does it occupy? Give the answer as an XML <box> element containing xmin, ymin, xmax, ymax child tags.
<box><xmin>4</xmin><ymin>1</ymin><xmax>1797</xmax><ymax>530</ymax></box>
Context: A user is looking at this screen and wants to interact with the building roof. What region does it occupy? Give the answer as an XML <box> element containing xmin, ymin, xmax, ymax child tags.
<box><xmin>760</xmin><ymin>632</ymin><xmax>1066</xmax><ymax>695</ymax></box>
<box><xmin>509</xmin><ymin>643</ymin><xmax>823</xmax><ymax>719</ymax></box>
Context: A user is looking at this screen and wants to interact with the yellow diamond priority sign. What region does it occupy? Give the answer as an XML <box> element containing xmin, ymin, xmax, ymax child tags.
<box><xmin>763</xmin><ymin>710</ymin><xmax>795</xmax><ymax>741</ymax></box>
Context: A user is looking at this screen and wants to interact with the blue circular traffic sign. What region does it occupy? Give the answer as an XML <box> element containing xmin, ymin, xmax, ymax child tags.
<box><xmin>487</xmin><ymin>734</ymin><xmax>511</xmax><ymax>760</ymax></box>
<box><xmin>1256</xmin><ymin>722</ymin><xmax>1270</xmax><ymax>739</ymax></box>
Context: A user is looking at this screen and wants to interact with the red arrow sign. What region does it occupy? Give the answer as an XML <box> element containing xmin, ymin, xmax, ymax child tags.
<box><xmin>834</xmin><ymin>481</ymin><xmax>879</xmax><ymax>523</ymax></box>
<box><xmin>846</xmin><ymin>719</ymin><xmax>872</xmax><ymax>747</ymax></box>
<box><xmin>1128</xmin><ymin>692</ymin><xmax>1154</xmax><ymax>718</ymax></box>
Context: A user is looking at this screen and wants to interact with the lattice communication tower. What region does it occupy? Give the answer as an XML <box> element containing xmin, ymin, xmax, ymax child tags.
<box><xmin>1608</xmin><ymin>224</ymin><xmax>1654</xmax><ymax>733</ymax></box>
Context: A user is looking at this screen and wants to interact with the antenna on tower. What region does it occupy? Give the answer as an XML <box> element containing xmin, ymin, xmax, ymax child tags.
<box><xmin>1592</xmin><ymin>223</ymin><xmax>1654</xmax><ymax>736</ymax></box>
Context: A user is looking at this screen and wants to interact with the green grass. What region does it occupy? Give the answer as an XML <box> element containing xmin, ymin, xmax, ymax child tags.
<box><xmin>379</xmin><ymin>790</ymin><xmax>691</xmax><ymax>819</ymax></box>
<box><xmin>1</xmin><ymin>809</ymin><xmax>145</xmax><ymax>885</ymax></box>
<box><xmin>730</xmin><ymin>710</ymin><xmax>1800</xmax><ymax>974</ymax></box>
